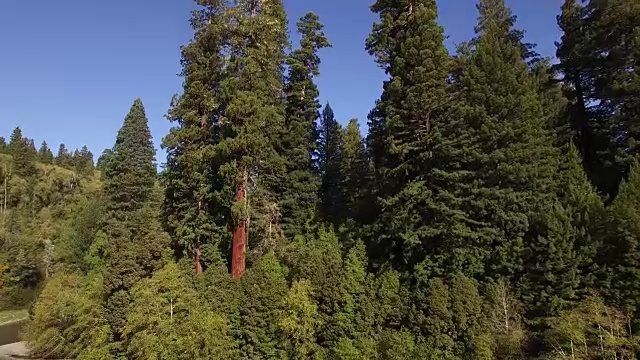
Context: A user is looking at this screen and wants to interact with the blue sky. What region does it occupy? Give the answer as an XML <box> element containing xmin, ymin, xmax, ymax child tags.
<box><xmin>0</xmin><ymin>0</ymin><xmax>563</xmax><ymax>162</ymax></box>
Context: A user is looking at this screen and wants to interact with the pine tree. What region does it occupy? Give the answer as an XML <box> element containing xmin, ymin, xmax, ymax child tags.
<box><xmin>0</xmin><ymin>137</ymin><xmax>6</xmax><ymax>153</ymax></box>
<box><xmin>562</xmin><ymin>143</ymin><xmax>604</xmax><ymax>294</ymax></box>
<box><xmin>102</xmin><ymin>99</ymin><xmax>167</xmax><ymax>343</ymax></box>
<box><xmin>280</xmin><ymin>12</ymin><xmax>330</xmax><ymax>239</ymax></box>
<box><xmin>586</xmin><ymin>0</ymin><xmax>640</xmax><ymax>172</ymax></box>
<box><xmin>237</xmin><ymin>253</ymin><xmax>288</xmax><ymax>358</ymax></box>
<box><xmin>555</xmin><ymin>0</ymin><xmax>640</xmax><ymax>196</ymax></box>
<box><xmin>338</xmin><ymin>119</ymin><xmax>371</xmax><ymax>224</ymax></box>
<box><xmin>555</xmin><ymin>0</ymin><xmax>611</xmax><ymax>194</ymax></box>
<box><xmin>55</xmin><ymin>143</ymin><xmax>74</xmax><ymax>169</ymax></box>
<box><xmin>521</xmin><ymin>201</ymin><xmax>579</xmax><ymax>320</ymax></box>
<box><xmin>279</xmin><ymin>279</ymin><xmax>323</xmax><ymax>359</ymax></box>
<box><xmin>409</xmin><ymin>274</ymin><xmax>491</xmax><ymax>358</ymax></box>
<box><xmin>37</xmin><ymin>141</ymin><xmax>54</xmax><ymax>164</ymax></box>
<box><xmin>220</xmin><ymin>0</ymin><xmax>289</xmax><ymax>278</ymax></box>
<box><xmin>599</xmin><ymin>160</ymin><xmax>640</xmax><ymax>314</ymax></box>
<box><xmin>452</xmin><ymin>0</ymin><xmax>561</xmax><ymax>281</ymax></box>
<box><xmin>74</xmin><ymin>145</ymin><xmax>94</xmax><ymax>175</ymax></box>
<box><xmin>104</xmin><ymin>99</ymin><xmax>156</xmax><ymax>222</ymax></box>
<box><xmin>318</xmin><ymin>103</ymin><xmax>343</xmax><ymax>223</ymax></box>
<box><xmin>162</xmin><ymin>0</ymin><xmax>233</xmax><ymax>271</ymax></box>
<box><xmin>366</xmin><ymin>0</ymin><xmax>483</xmax><ymax>278</ymax></box>
<box><xmin>8</xmin><ymin>127</ymin><xmax>37</xmax><ymax>178</ymax></box>
<box><xmin>96</xmin><ymin>149</ymin><xmax>114</xmax><ymax>173</ymax></box>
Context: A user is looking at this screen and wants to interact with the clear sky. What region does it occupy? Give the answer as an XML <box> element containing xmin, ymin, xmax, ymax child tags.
<box><xmin>0</xmin><ymin>0</ymin><xmax>563</xmax><ymax>163</ymax></box>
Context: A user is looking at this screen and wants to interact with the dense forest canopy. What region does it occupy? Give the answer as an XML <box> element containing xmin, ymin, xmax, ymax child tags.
<box><xmin>1</xmin><ymin>0</ymin><xmax>640</xmax><ymax>358</ymax></box>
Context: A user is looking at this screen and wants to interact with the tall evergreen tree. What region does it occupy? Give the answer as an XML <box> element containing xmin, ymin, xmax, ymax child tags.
<box><xmin>96</xmin><ymin>149</ymin><xmax>114</xmax><ymax>173</ymax></box>
<box><xmin>555</xmin><ymin>0</ymin><xmax>640</xmax><ymax>196</ymax></box>
<box><xmin>338</xmin><ymin>119</ymin><xmax>370</xmax><ymax>224</ymax></box>
<box><xmin>598</xmin><ymin>160</ymin><xmax>640</xmax><ymax>314</ymax></box>
<box><xmin>452</xmin><ymin>0</ymin><xmax>561</xmax><ymax>282</ymax></box>
<box><xmin>37</xmin><ymin>141</ymin><xmax>54</xmax><ymax>164</ymax></box>
<box><xmin>102</xmin><ymin>99</ymin><xmax>168</xmax><ymax>344</ymax></box>
<box><xmin>0</xmin><ymin>137</ymin><xmax>6</xmax><ymax>153</ymax></box>
<box><xmin>365</xmin><ymin>0</ymin><xmax>479</xmax><ymax>278</ymax></box>
<box><xmin>73</xmin><ymin>145</ymin><xmax>94</xmax><ymax>175</ymax></box>
<box><xmin>280</xmin><ymin>12</ymin><xmax>330</xmax><ymax>239</ymax></box>
<box><xmin>163</xmin><ymin>0</ymin><xmax>232</xmax><ymax>270</ymax></box>
<box><xmin>237</xmin><ymin>253</ymin><xmax>288</xmax><ymax>358</ymax></box>
<box><xmin>8</xmin><ymin>127</ymin><xmax>37</xmax><ymax>178</ymax></box>
<box><xmin>55</xmin><ymin>143</ymin><xmax>74</xmax><ymax>169</ymax></box>
<box><xmin>221</xmin><ymin>0</ymin><xmax>290</xmax><ymax>278</ymax></box>
<box><xmin>104</xmin><ymin>99</ymin><xmax>156</xmax><ymax>221</ymax></box>
<box><xmin>318</xmin><ymin>103</ymin><xmax>343</xmax><ymax>223</ymax></box>
<box><xmin>562</xmin><ymin>143</ymin><xmax>604</xmax><ymax>294</ymax></box>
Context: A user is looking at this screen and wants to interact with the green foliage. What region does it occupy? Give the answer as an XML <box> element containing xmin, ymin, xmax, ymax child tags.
<box><xmin>25</xmin><ymin>270</ymin><xmax>113</xmax><ymax>359</ymax></box>
<box><xmin>279</xmin><ymin>12</ymin><xmax>330</xmax><ymax>239</ymax></box>
<box><xmin>162</xmin><ymin>0</ymin><xmax>231</xmax><ymax>266</ymax></box>
<box><xmin>16</xmin><ymin>1</ymin><xmax>640</xmax><ymax>359</ymax></box>
<box><xmin>543</xmin><ymin>295</ymin><xmax>638</xmax><ymax>359</ymax></box>
<box><xmin>8</xmin><ymin>127</ymin><xmax>37</xmax><ymax>178</ymax></box>
<box><xmin>237</xmin><ymin>252</ymin><xmax>288</xmax><ymax>359</ymax></box>
<box><xmin>410</xmin><ymin>274</ymin><xmax>493</xmax><ymax>359</ymax></box>
<box><xmin>522</xmin><ymin>202</ymin><xmax>579</xmax><ymax>320</ymax></box>
<box><xmin>562</xmin><ymin>144</ymin><xmax>605</xmax><ymax>294</ymax></box>
<box><xmin>279</xmin><ymin>279</ymin><xmax>324</xmax><ymax>359</ymax></box>
<box><xmin>37</xmin><ymin>141</ymin><xmax>54</xmax><ymax>164</ymax></box>
<box><xmin>104</xmin><ymin>99</ymin><xmax>156</xmax><ymax>221</ymax></box>
<box><xmin>54</xmin><ymin>143</ymin><xmax>74</xmax><ymax>169</ymax></box>
<box><xmin>555</xmin><ymin>0</ymin><xmax>640</xmax><ymax>196</ymax></box>
<box><xmin>96</xmin><ymin>148</ymin><xmax>114</xmax><ymax>173</ymax></box>
<box><xmin>598</xmin><ymin>160</ymin><xmax>640</xmax><ymax>313</ymax></box>
<box><xmin>318</xmin><ymin>103</ymin><xmax>343</xmax><ymax>223</ymax></box>
<box><xmin>123</xmin><ymin>262</ymin><xmax>237</xmax><ymax>359</ymax></box>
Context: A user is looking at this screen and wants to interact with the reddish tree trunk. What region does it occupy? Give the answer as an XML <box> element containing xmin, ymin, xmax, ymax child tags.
<box><xmin>195</xmin><ymin>247</ymin><xmax>203</xmax><ymax>277</ymax></box>
<box><xmin>231</xmin><ymin>169</ymin><xmax>248</xmax><ymax>279</ymax></box>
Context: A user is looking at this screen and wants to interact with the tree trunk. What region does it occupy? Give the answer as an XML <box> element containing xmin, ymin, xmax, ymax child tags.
<box><xmin>2</xmin><ymin>175</ymin><xmax>5</xmax><ymax>215</ymax></box>
<box><xmin>232</xmin><ymin>168</ymin><xmax>248</xmax><ymax>280</ymax></box>
<box><xmin>195</xmin><ymin>247</ymin><xmax>203</xmax><ymax>277</ymax></box>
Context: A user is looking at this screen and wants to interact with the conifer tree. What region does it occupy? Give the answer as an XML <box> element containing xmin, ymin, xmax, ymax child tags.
<box><xmin>452</xmin><ymin>0</ymin><xmax>561</xmax><ymax>281</ymax></box>
<box><xmin>123</xmin><ymin>262</ymin><xmax>237</xmax><ymax>359</ymax></box>
<box><xmin>163</xmin><ymin>0</ymin><xmax>233</xmax><ymax>271</ymax></box>
<box><xmin>8</xmin><ymin>127</ymin><xmax>37</xmax><ymax>178</ymax></box>
<box><xmin>104</xmin><ymin>99</ymin><xmax>156</xmax><ymax>221</ymax></box>
<box><xmin>102</xmin><ymin>99</ymin><xmax>168</xmax><ymax>343</ymax></box>
<box><xmin>237</xmin><ymin>253</ymin><xmax>288</xmax><ymax>358</ymax></box>
<box><xmin>37</xmin><ymin>141</ymin><xmax>54</xmax><ymax>164</ymax></box>
<box><xmin>555</xmin><ymin>0</ymin><xmax>610</xmax><ymax>193</ymax></box>
<box><xmin>555</xmin><ymin>0</ymin><xmax>640</xmax><ymax>196</ymax></box>
<box><xmin>279</xmin><ymin>279</ymin><xmax>323</xmax><ymax>359</ymax></box>
<box><xmin>338</xmin><ymin>119</ymin><xmax>371</xmax><ymax>224</ymax></box>
<box><xmin>599</xmin><ymin>160</ymin><xmax>640</xmax><ymax>314</ymax></box>
<box><xmin>55</xmin><ymin>143</ymin><xmax>74</xmax><ymax>169</ymax></box>
<box><xmin>280</xmin><ymin>12</ymin><xmax>330</xmax><ymax>239</ymax></box>
<box><xmin>318</xmin><ymin>103</ymin><xmax>343</xmax><ymax>223</ymax></box>
<box><xmin>74</xmin><ymin>145</ymin><xmax>94</xmax><ymax>175</ymax></box>
<box><xmin>96</xmin><ymin>149</ymin><xmax>114</xmax><ymax>173</ymax></box>
<box><xmin>562</xmin><ymin>143</ymin><xmax>604</xmax><ymax>293</ymax></box>
<box><xmin>521</xmin><ymin>202</ymin><xmax>579</xmax><ymax>320</ymax></box>
<box><xmin>220</xmin><ymin>0</ymin><xmax>289</xmax><ymax>278</ymax></box>
<box><xmin>366</xmin><ymin>0</ymin><xmax>481</xmax><ymax>278</ymax></box>
<box><xmin>0</xmin><ymin>137</ymin><xmax>6</xmax><ymax>153</ymax></box>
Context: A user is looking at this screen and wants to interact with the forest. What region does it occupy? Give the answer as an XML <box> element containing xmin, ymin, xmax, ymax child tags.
<box><xmin>1</xmin><ymin>0</ymin><xmax>640</xmax><ymax>358</ymax></box>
